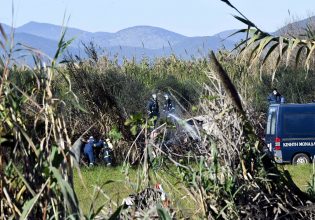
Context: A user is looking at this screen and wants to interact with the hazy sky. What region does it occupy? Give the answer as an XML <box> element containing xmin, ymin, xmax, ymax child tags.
<box><xmin>1</xmin><ymin>0</ymin><xmax>315</xmax><ymax>36</ymax></box>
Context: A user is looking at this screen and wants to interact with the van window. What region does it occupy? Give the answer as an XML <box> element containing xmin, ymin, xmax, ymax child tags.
<box><xmin>266</xmin><ymin>107</ymin><xmax>277</xmax><ymax>135</ymax></box>
<box><xmin>283</xmin><ymin>113</ymin><xmax>315</xmax><ymax>136</ymax></box>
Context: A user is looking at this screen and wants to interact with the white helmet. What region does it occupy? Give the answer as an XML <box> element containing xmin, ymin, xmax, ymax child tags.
<box><xmin>272</xmin><ymin>88</ymin><xmax>278</xmax><ymax>95</ymax></box>
<box><xmin>152</xmin><ymin>94</ymin><xmax>157</xmax><ymax>99</ymax></box>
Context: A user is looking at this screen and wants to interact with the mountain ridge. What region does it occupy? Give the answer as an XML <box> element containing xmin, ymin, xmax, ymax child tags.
<box><xmin>1</xmin><ymin>21</ymin><xmax>236</xmax><ymax>63</ymax></box>
<box><xmin>2</xmin><ymin>17</ymin><xmax>312</xmax><ymax>64</ymax></box>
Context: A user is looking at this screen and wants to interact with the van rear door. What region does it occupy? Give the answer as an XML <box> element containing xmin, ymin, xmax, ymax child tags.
<box><xmin>265</xmin><ymin>106</ymin><xmax>282</xmax><ymax>162</ymax></box>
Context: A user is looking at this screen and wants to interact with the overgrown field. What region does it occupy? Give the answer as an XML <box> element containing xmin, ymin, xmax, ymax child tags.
<box><xmin>3</xmin><ymin>47</ymin><xmax>315</xmax><ymax>218</ymax></box>
<box><xmin>73</xmin><ymin>165</ymin><xmax>199</xmax><ymax>217</ymax></box>
<box><xmin>11</xmin><ymin>46</ymin><xmax>315</xmax><ymax>143</ymax></box>
<box><xmin>3</xmin><ymin>4</ymin><xmax>315</xmax><ymax>216</ymax></box>
<box><xmin>74</xmin><ymin>164</ymin><xmax>315</xmax><ymax>217</ymax></box>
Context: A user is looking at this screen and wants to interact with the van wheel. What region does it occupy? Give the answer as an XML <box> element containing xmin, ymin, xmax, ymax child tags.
<box><xmin>292</xmin><ymin>153</ymin><xmax>310</xmax><ymax>164</ymax></box>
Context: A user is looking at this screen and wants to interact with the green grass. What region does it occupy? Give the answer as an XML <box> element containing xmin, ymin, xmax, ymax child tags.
<box><xmin>73</xmin><ymin>163</ymin><xmax>315</xmax><ymax>217</ymax></box>
<box><xmin>73</xmin><ymin>165</ymin><xmax>198</xmax><ymax>217</ymax></box>
<box><xmin>280</xmin><ymin>164</ymin><xmax>313</xmax><ymax>191</ymax></box>
<box><xmin>73</xmin><ymin>166</ymin><xmax>137</xmax><ymax>215</ymax></box>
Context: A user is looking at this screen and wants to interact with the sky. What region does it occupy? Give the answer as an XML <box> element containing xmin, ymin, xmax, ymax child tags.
<box><xmin>1</xmin><ymin>0</ymin><xmax>315</xmax><ymax>36</ymax></box>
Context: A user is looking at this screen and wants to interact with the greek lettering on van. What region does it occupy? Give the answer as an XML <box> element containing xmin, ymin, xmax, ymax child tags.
<box><xmin>283</xmin><ymin>142</ymin><xmax>315</xmax><ymax>147</ymax></box>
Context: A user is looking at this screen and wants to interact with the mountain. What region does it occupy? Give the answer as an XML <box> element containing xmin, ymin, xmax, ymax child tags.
<box><xmin>10</xmin><ymin>32</ymin><xmax>79</xmax><ymax>65</ymax></box>
<box><xmin>16</xmin><ymin>21</ymin><xmax>92</xmax><ymax>42</ymax></box>
<box><xmin>109</xmin><ymin>26</ymin><xmax>187</xmax><ymax>49</ymax></box>
<box><xmin>171</xmin><ymin>36</ymin><xmax>234</xmax><ymax>58</ymax></box>
<box><xmin>0</xmin><ymin>21</ymin><xmax>239</xmax><ymax>64</ymax></box>
<box><xmin>14</xmin><ymin>32</ymin><xmax>79</xmax><ymax>56</ymax></box>
<box><xmin>14</xmin><ymin>23</ymin><xmax>188</xmax><ymax>49</ymax></box>
<box><xmin>0</xmin><ymin>23</ymin><xmax>12</xmax><ymax>35</ymax></box>
<box><xmin>214</xmin><ymin>29</ymin><xmax>246</xmax><ymax>43</ymax></box>
<box><xmin>3</xmin><ymin>15</ymin><xmax>315</xmax><ymax>65</ymax></box>
<box><xmin>274</xmin><ymin>16</ymin><xmax>315</xmax><ymax>36</ymax></box>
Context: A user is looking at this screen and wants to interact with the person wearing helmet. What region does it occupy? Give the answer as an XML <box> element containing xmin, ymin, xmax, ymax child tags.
<box><xmin>103</xmin><ymin>138</ymin><xmax>113</xmax><ymax>166</ymax></box>
<box><xmin>83</xmin><ymin>136</ymin><xmax>96</xmax><ymax>166</ymax></box>
<box><xmin>163</xmin><ymin>93</ymin><xmax>175</xmax><ymax>115</ymax></box>
<box><xmin>147</xmin><ymin>93</ymin><xmax>160</xmax><ymax>127</ymax></box>
<box><xmin>267</xmin><ymin>88</ymin><xmax>283</xmax><ymax>104</ymax></box>
<box><xmin>83</xmin><ymin>136</ymin><xmax>106</xmax><ymax>166</ymax></box>
<box><xmin>106</xmin><ymin>138</ymin><xmax>113</xmax><ymax>149</ymax></box>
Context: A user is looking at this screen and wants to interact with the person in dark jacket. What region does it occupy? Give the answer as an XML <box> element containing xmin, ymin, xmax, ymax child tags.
<box><xmin>83</xmin><ymin>136</ymin><xmax>106</xmax><ymax>166</ymax></box>
<box><xmin>147</xmin><ymin>94</ymin><xmax>159</xmax><ymax>127</ymax></box>
<box><xmin>267</xmin><ymin>88</ymin><xmax>283</xmax><ymax>104</ymax></box>
<box><xmin>102</xmin><ymin>140</ymin><xmax>112</xmax><ymax>166</ymax></box>
<box><xmin>163</xmin><ymin>94</ymin><xmax>175</xmax><ymax>115</ymax></box>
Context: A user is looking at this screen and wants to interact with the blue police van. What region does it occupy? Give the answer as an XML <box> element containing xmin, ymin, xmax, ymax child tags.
<box><xmin>266</xmin><ymin>103</ymin><xmax>315</xmax><ymax>164</ymax></box>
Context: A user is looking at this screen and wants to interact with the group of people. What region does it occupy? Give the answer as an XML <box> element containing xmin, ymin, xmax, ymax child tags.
<box><xmin>147</xmin><ymin>93</ymin><xmax>175</xmax><ymax>127</ymax></box>
<box><xmin>82</xmin><ymin>93</ymin><xmax>175</xmax><ymax>167</ymax></box>
<box><xmin>82</xmin><ymin>89</ymin><xmax>285</xmax><ymax>167</ymax></box>
<box><xmin>83</xmin><ymin>136</ymin><xmax>113</xmax><ymax>167</ymax></box>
